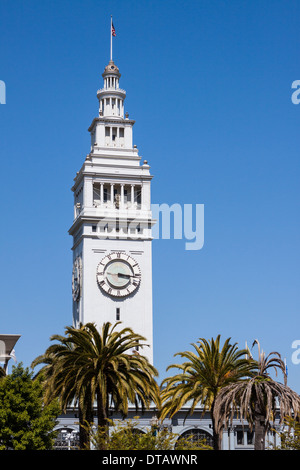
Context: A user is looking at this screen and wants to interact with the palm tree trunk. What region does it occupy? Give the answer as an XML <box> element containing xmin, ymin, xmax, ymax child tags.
<box><xmin>96</xmin><ymin>387</ymin><xmax>109</xmax><ymax>450</ymax></box>
<box><xmin>78</xmin><ymin>395</ymin><xmax>93</xmax><ymax>450</ymax></box>
<box><xmin>78</xmin><ymin>405</ymin><xmax>89</xmax><ymax>449</ymax></box>
<box><xmin>211</xmin><ymin>400</ymin><xmax>222</xmax><ymax>450</ymax></box>
<box><xmin>254</xmin><ymin>403</ymin><xmax>266</xmax><ymax>450</ymax></box>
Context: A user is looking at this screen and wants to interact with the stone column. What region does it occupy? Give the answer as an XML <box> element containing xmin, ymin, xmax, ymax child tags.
<box><xmin>110</xmin><ymin>183</ymin><xmax>114</xmax><ymax>207</ymax></box>
<box><xmin>229</xmin><ymin>427</ymin><xmax>235</xmax><ymax>450</ymax></box>
<box><xmin>131</xmin><ymin>184</ymin><xmax>135</xmax><ymax>207</ymax></box>
<box><xmin>84</xmin><ymin>177</ymin><xmax>93</xmax><ymax>208</ymax></box>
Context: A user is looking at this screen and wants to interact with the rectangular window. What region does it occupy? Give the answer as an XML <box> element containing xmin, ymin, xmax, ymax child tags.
<box><xmin>93</xmin><ymin>183</ymin><xmax>100</xmax><ymax>203</ymax></box>
<box><xmin>92</xmin><ymin>225</ymin><xmax>97</xmax><ymax>232</ymax></box>
<box><xmin>136</xmin><ymin>187</ymin><xmax>141</xmax><ymax>206</ymax></box>
<box><xmin>105</xmin><ymin>127</ymin><xmax>110</xmax><ymax>137</ymax></box>
<box><xmin>116</xmin><ymin>308</ymin><xmax>120</xmax><ymax>321</ymax></box>
<box><xmin>236</xmin><ymin>431</ymin><xmax>244</xmax><ymax>445</ymax></box>
<box><xmin>247</xmin><ymin>431</ymin><xmax>254</xmax><ymax>445</ymax></box>
<box><xmin>103</xmin><ymin>188</ymin><xmax>108</xmax><ymax>202</ymax></box>
<box><xmin>119</xmin><ymin>128</ymin><xmax>124</xmax><ymax>138</ymax></box>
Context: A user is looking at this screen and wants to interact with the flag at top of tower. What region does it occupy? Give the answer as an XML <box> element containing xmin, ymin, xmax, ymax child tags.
<box><xmin>112</xmin><ymin>21</ymin><xmax>116</xmax><ymax>37</ymax></box>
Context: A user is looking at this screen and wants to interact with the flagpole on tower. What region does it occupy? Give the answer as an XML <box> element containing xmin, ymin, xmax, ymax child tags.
<box><xmin>110</xmin><ymin>16</ymin><xmax>116</xmax><ymax>62</ymax></box>
<box><xmin>110</xmin><ymin>15</ymin><xmax>113</xmax><ymax>61</ymax></box>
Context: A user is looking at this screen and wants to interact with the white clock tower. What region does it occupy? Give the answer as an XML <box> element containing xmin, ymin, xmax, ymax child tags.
<box><xmin>69</xmin><ymin>58</ymin><xmax>155</xmax><ymax>363</ymax></box>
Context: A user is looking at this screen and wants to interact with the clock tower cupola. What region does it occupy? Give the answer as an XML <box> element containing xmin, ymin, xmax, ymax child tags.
<box><xmin>98</xmin><ymin>60</ymin><xmax>125</xmax><ymax>119</ymax></box>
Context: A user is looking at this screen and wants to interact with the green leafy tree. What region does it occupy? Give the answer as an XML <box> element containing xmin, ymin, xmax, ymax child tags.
<box><xmin>272</xmin><ymin>417</ymin><xmax>300</xmax><ymax>450</ymax></box>
<box><xmin>214</xmin><ymin>340</ymin><xmax>300</xmax><ymax>450</ymax></box>
<box><xmin>160</xmin><ymin>335</ymin><xmax>254</xmax><ymax>450</ymax></box>
<box><xmin>0</xmin><ymin>363</ymin><xmax>60</xmax><ymax>450</ymax></box>
<box><xmin>32</xmin><ymin>322</ymin><xmax>160</xmax><ymax>449</ymax></box>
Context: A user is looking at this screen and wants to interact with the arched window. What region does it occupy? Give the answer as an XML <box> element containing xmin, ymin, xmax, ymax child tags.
<box><xmin>177</xmin><ymin>428</ymin><xmax>214</xmax><ymax>448</ymax></box>
<box><xmin>54</xmin><ymin>428</ymin><xmax>80</xmax><ymax>450</ymax></box>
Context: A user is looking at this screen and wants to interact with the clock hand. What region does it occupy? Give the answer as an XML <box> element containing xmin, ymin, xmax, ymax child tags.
<box><xmin>118</xmin><ymin>273</ymin><xmax>140</xmax><ymax>279</ymax></box>
<box><xmin>106</xmin><ymin>272</ymin><xmax>139</xmax><ymax>278</ymax></box>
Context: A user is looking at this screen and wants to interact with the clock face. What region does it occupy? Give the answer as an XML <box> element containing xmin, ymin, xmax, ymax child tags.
<box><xmin>97</xmin><ymin>252</ymin><xmax>141</xmax><ymax>297</ymax></box>
<box><xmin>72</xmin><ymin>256</ymin><xmax>82</xmax><ymax>301</ymax></box>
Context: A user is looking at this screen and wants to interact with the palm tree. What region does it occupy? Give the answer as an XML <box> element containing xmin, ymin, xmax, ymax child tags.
<box><xmin>214</xmin><ymin>340</ymin><xmax>300</xmax><ymax>450</ymax></box>
<box><xmin>32</xmin><ymin>322</ymin><xmax>160</xmax><ymax>448</ymax></box>
<box><xmin>32</xmin><ymin>343</ymin><xmax>93</xmax><ymax>449</ymax></box>
<box><xmin>160</xmin><ymin>335</ymin><xmax>253</xmax><ymax>450</ymax></box>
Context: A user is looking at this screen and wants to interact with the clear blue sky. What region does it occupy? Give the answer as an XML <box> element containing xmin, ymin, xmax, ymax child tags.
<box><xmin>0</xmin><ymin>0</ymin><xmax>300</xmax><ymax>391</ymax></box>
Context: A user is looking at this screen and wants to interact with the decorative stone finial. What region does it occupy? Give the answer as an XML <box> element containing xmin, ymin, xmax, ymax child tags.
<box><xmin>102</xmin><ymin>60</ymin><xmax>121</xmax><ymax>78</ymax></box>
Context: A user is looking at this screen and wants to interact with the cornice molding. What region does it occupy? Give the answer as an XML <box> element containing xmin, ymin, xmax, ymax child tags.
<box><xmin>88</xmin><ymin>117</ymin><xmax>135</xmax><ymax>132</ymax></box>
